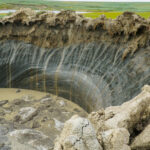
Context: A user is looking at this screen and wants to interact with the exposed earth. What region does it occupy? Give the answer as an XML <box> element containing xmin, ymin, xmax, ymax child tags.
<box><xmin>0</xmin><ymin>88</ymin><xmax>87</xmax><ymax>150</ymax></box>
<box><xmin>0</xmin><ymin>9</ymin><xmax>150</xmax><ymax>150</ymax></box>
<box><xmin>1</xmin><ymin>86</ymin><xmax>150</xmax><ymax>150</ymax></box>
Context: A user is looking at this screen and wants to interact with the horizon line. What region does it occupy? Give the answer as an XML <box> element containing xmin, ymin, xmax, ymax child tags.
<box><xmin>54</xmin><ymin>0</ymin><xmax>150</xmax><ymax>2</ymax></box>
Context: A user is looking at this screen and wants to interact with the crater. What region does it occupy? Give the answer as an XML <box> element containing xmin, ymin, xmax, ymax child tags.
<box><xmin>0</xmin><ymin>9</ymin><xmax>150</xmax><ymax>112</ymax></box>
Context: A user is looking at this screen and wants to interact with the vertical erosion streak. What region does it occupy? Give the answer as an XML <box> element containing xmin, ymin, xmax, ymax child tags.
<box><xmin>43</xmin><ymin>50</ymin><xmax>56</xmax><ymax>92</ymax></box>
<box><xmin>31</xmin><ymin>47</ymin><xmax>38</xmax><ymax>90</ymax></box>
<box><xmin>8</xmin><ymin>44</ymin><xmax>18</xmax><ymax>88</ymax></box>
<box><xmin>69</xmin><ymin>44</ymin><xmax>87</xmax><ymax>104</ymax></box>
<box><xmin>36</xmin><ymin>50</ymin><xmax>45</xmax><ymax>91</ymax></box>
<box><xmin>0</xmin><ymin>40</ymin><xmax>150</xmax><ymax>112</ymax></box>
<box><xmin>55</xmin><ymin>48</ymin><xmax>66</xmax><ymax>96</ymax></box>
<box><xmin>61</xmin><ymin>45</ymin><xmax>77</xmax><ymax>101</ymax></box>
<box><xmin>84</xmin><ymin>43</ymin><xmax>111</xmax><ymax>105</ymax></box>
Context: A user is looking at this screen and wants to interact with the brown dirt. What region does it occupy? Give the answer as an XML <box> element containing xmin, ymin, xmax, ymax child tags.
<box><xmin>0</xmin><ymin>9</ymin><xmax>150</xmax><ymax>59</ymax></box>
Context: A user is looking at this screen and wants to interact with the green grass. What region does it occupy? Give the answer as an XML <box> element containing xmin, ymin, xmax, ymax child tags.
<box><xmin>137</xmin><ymin>12</ymin><xmax>150</xmax><ymax>19</ymax></box>
<box><xmin>0</xmin><ymin>13</ymin><xmax>7</xmax><ymax>18</ymax></box>
<box><xmin>83</xmin><ymin>12</ymin><xmax>122</xmax><ymax>19</ymax></box>
<box><xmin>83</xmin><ymin>12</ymin><xmax>150</xmax><ymax>19</ymax></box>
<box><xmin>0</xmin><ymin>1</ymin><xmax>150</xmax><ymax>19</ymax></box>
<box><xmin>0</xmin><ymin>11</ymin><xmax>149</xmax><ymax>20</ymax></box>
<box><xmin>0</xmin><ymin>1</ymin><xmax>150</xmax><ymax>12</ymax></box>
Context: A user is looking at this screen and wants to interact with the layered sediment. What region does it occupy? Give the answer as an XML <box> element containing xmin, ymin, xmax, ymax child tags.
<box><xmin>0</xmin><ymin>9</ymin><xmax>150</xmax><ymax>112</ymax></box>
<box><xmin>0</xmin><ymin>8</ymin><xmax>150</xmax><ymax>150</ymax></box>
<box><xmin>0</xmin><ymin>9</ymin><xmax>150</xmax><ymax>56</ymax></box>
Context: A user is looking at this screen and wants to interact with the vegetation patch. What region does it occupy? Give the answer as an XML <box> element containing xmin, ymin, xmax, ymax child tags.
<box><xmin>83</xmin><ymin>12</ymin><xmax>150</xmax><ymax>19</ymax></box>
<box><xmin>0</xmin><ymin>13</ymin><xmax>7</xmax><ymax>18</ymax></box>
<box><xmin>0</xmin><ymin>1</ymin><xmax>150</xmax><ymax>19</ymax></box>
<box><xmin>0</xmin><ymin>1</ymin><xmax>150</xmax><ymax>12</ymax></box>
<box><xmin>0</xmin><ymin>13</ymin><xmax>12</xmax><ymax>18</ymax></box>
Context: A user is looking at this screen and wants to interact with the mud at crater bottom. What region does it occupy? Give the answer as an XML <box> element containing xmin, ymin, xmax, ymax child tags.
<box><xmin>0</xmin><ymin>88</ymin><xmax>87</xmax><ymax>150</ymax></box>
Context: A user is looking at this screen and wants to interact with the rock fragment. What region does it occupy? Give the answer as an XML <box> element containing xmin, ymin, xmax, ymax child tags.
<box><xmin>16</xmin><ymin>89</ymin><xmax>21</xmax><ymax>93</ymax></box>
<box><xmin>22</xmin><ymin>95</ymin><xmax>34</xmax><ymax>101</ymax></box>
<box><xmin>102</xmin><ymin>128</ymin><xmax>130</xmax><ymax>150</ymax></box>
<box><xmin>54</xmin><ymin>115</ymin><xmax>102</xmax><ymax>150</ymax></box>
<box><xmin>40</xmin><ymin>97</ymin><xmax>52</xmax><ymax>103</ymax></box>
<box><xmin>104</xmin><ymin>85</ymin><xmax>150</xmax><ymax>133</ymax></box>
<box><xmin>8</xmin><ymin>129</ymin><xmax>53</xmax><ymax>150</ymax></box>
<box><xmin>0</xmin><ymin>100</ymin><xmax>8</xmax><ymax>106</ymax></box>
<box><xmin>89</xmin><ymin>85</ymin><xmax>150</xmax><ymax>134</ymax></box>
<box><xmin>17</xmin><ymin>107</ymin><xmax>38</xmax><ymax>123</ymax></box>
<box><xmin>131</xmin><ymin>123</ymin><xmax>150</xmax><ymax>149</ymax></box>
<box><xmin>0</xmin><ymin>125</ymin><xmax>11</xmax><ymax>150</ymax></box>
<box><xmin>32</xmin><ymin>120</ymin><xmax>41</xmax><ymax>129</ymax></box>
<box><xmin>87</xmin><ymin>85</ymin><xmax>150</xmax><ymax>150</ymax></box>
<box><xmin>0</xmin><ymin>125</ymin><xmax>8</xmax><ymax>135</ymax></box>
<box><xmin>54</xmin><ymin>118</ymin><xmax>64</xmax><ymax>131</ymax></box>
<box><xmin>59</xmin><ymin>100</ymin><xmax>65</xmax><ymax>107</ymax></box>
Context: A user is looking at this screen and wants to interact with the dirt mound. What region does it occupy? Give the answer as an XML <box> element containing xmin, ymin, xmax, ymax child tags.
<box><xmin>0</xmin><ymin>8</ymin><xmax>150</xmax><ymax>58</ymax></box>
<box><xmin>55</xmin><ymin>85</ymin><xmax>150</xmax><ymax>150</ymax></box>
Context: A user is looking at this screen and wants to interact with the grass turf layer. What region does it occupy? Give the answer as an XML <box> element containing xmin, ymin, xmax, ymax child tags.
<box><xmin>0</xmin><ymin>1</ymin><xmax>150</xmax><ymax>19</ymax></box>
<box><xmin>83</xmin><ymin>12</ymin><xmax>150</xmax><ymax>19</ymax></box>
<box><xmin>0</xmin><ymin>11</ymin><xmax>149</xmax><ymax>19</ymax></box>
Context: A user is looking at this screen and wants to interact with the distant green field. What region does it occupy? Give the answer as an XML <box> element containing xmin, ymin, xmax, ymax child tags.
<box><xmin>0</xmin><ymin>1</ymin><xmax>150</xmax><ymax>12</ymax></box>
<box><xmin>83</xmin><ymin>12</ymin><xmax>150</xmax><ymax>19</ymax></box>
<box><xmin>0</xmin><ymin>1</ymin><xmax>150</xmax><ymax>19</ymax></box>
<box><xmin>0</xmin><ymin>13</ymin><xmax>12</xmax><ymax>18</ymax></box>
<box><xmin>1</xmin><ymin>11</ymin><xmax>149</xmax><ymax>19</ymax></box>
<box><xmin>0</xmin><ymin>13</ymin><xmax>6</xmax><ymax>18</ymax></box>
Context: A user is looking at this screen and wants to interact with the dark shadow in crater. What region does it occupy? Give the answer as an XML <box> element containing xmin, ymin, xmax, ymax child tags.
<box><xmin>0</xmin><ymin>40</ymin><xmax>150</xmax><ymax>112</ymax></box>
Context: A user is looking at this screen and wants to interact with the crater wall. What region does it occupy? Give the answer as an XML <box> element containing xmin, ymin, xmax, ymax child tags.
<box><xmin>0</xmin><ymin>9</ymin><xmax>150</xmax><ymax>112</ymax></box>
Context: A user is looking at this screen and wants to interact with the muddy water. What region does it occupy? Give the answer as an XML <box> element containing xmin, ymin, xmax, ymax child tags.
<box><xmin>0</xmin><ymin>88</ymin><xmax>87</xmax><ymax>149</ymax></box>
<box><xmin>0</xmin><ymin>88</ymin><xmax>48</xmax><ymax>101</ymax></box>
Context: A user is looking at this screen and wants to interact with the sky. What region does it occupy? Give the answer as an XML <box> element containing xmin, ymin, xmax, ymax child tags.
<box><xmin>58</xmin><ymin>0</ymin><xmax>150</xmax><ymax>2</ymax></box>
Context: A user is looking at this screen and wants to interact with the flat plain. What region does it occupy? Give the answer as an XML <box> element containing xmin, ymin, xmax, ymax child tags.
<box><xmin>0</xmin><ymin>1</ymin><xmax>150</xmax><ymax>18</ymax></box>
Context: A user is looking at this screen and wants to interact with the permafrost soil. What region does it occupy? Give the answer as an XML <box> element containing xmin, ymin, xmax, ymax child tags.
<box><xmin>0</xmin><ymin>9</ymin><xmax>149</xmax><ymax>112</ymax></box>
<box><xmin>0</xmin><ymin>9</ymin><xmax>150</xmax><ymax>150</ymax></box>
